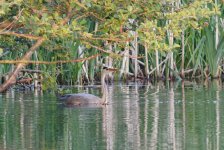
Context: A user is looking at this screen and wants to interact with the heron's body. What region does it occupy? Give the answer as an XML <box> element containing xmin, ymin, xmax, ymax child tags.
<box><xmin>59</xmin><ymin>67</ymin><xmax>115</xmax><ymax>107</ymax></box>
<box><xmin>59</xmin><ymin>93</ymin><xmax>102</xmax><ymax>106</ymax></box>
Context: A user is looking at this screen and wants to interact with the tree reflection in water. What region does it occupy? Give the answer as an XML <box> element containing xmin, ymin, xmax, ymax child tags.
<box><xmin>0</xmin><ymin>80</ymin><xmax>223</xmax><ymax>149</ymax></box>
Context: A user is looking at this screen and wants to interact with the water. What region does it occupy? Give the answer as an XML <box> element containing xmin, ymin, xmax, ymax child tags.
<box><xmin>0</xmin><ymin>80</ymin><xmax>224</xmax><ymax>150</ymax></box>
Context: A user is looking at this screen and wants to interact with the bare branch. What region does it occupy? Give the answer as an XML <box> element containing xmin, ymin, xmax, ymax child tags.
<box><xmin>83</xmin><ymin>41</ymin><xmax>143</xmax><ymax>59</ymax></box>
<box><xmin>0</xmin><ymin>54</ymin><xmax>100</xmax><ymax>64</ymax></box>
<box><xmin>0</xmin><ymin>31</ymin><xmax>42</xmax><ymax>40</ymax></box>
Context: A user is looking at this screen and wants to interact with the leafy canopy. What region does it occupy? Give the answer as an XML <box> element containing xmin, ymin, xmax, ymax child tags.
<box><xmin>0</xmin><ymin>0</ymin><xmax>218</xmax><ymax>56</ymax></box>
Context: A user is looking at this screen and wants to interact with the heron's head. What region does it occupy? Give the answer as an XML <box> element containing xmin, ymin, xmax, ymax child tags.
<box><xmin>102</xmin><ymin>66</ymin><xmax>117</xmax><ymax>74</ymax></box>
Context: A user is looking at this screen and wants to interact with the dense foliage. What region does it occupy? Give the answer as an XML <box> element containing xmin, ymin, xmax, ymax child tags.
<box><xmin>0</xmin><ymin>0</ymin><xmax>222</xmax><ymax>91</ymax></box>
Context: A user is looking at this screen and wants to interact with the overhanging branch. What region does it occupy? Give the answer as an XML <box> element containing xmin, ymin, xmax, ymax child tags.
<box><xmin>0</xmin><ymin>54</ymin><xmax>100</xmax><ymax>64</ymax></box>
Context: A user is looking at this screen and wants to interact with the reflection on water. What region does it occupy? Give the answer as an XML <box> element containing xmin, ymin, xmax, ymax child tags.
<box><xmin>0</xmin><ymin>80</ymin><xmax>224</xmax><ymax>149</ymax></box>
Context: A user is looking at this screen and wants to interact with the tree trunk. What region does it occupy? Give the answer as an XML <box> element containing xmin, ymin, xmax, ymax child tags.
<box><xmin>215</xmin><ymin>0</ymin><xmax>220</xmax><ymax>78</ymax></box>
<box><xmin>120</xmin><ymin>42</ymin><xmax>130</xmax><ymax>80</ymax></box>
<box><xmin>155</xmin><ymin>50</ymin><xmax>160</xmax><ymax>79</ymax></box>
<box><xmin>168</xmin><ymin>32</ymin><xmax>174</xmax><ymax>79</ymax></box>
<box><xmin>134</xmin><ymin>32</ymin><xmax>138</xmax><ymax>80</ymax></box>
<box><xmin>181</xmin><ymin>31</ymin><xmax>185</xmax><ymax>79</ymax></box>
<box><xmin>144</xmin><ymin>43</ymin><xmax>149</xmax><ymax>79</ymax></box>
<box><xmin>105</xmin><ymin>42</ymin><xmax>114</xmax><ymax>81</ymax></box>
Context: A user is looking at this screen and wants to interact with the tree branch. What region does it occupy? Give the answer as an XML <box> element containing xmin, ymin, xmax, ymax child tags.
<box><xmin>83</xmin><ymin>41</ymin><xmax>143</xmax><ymax>59</ymax></box>
<box><xmin>0</xmin><ymin>31</ymin><xmax>42</xmax><ymax>40</ymax></box>
<box><xmin>0</xmin><ymin>54</ymin><xmax>100</xmax><ymax>64</ymax></box>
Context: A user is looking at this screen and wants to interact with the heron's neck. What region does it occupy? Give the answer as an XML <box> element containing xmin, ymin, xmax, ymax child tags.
<box><xmin>101</xmin><ymin>72</ymin><xmax>108</xmax><ymax>104</ymax></box>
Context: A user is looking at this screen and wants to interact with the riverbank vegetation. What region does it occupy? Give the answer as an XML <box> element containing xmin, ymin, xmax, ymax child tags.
<box><xmin>0</xmin><ymin>0</ymin><xmax>223</xmax><ymax>91</ymax></box>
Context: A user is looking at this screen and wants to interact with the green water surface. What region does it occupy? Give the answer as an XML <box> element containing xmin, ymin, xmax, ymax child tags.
<box><xmin>0</xmin><ymin>80</ymin><xmax>223</xmax><ymax>150</ymax></box>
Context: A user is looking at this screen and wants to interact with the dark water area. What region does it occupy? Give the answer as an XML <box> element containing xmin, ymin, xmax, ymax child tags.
<box><xmin>0</xmin><ymin>80</ymin><xmax>224</xmax><ymax>149</ymax></box>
